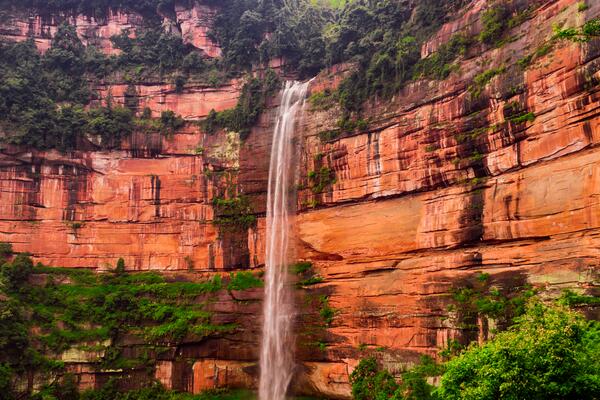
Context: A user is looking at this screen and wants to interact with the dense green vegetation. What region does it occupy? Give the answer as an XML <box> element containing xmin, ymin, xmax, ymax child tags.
<box><xmin>349</xmin><ymin>297</ymin><xmax>600</xmax><ymax>400</ymax></box>
<box><xmin>350</xmin><ymin>303</ymin><xmax>599</xmax><ymax>399</ymax></box>
<box><xmin>0</xmin><ymin>23</ymin><xmax>191</xmax><ymax>150</ymax></box>
<box><xmin>1</xmin><ymin>0</ymin><xmax>600</xmax><ymax>148</ymax></box>
<box><xmin>201</xmin><ymin>70</ymin><xmax>280</xmax><ymax>139</ymax></box>
<box><xmin>212</xmin><ymin>195</ymin><xmax>258</xmax><ymax>232</ymax></box>
<box><xmin>0</xmin><ymin>249</ymin><xmax>256</xmax><ymax>399</ymax></box>
<box><xmin>0</xmin><ymin>0</ymin><xmax>477</xmax><ymax>138</ymax></box>
<box><xmin>2</xmin><ymin>0</ymin><xmax>597</xmax><ymax>148</ymax></box>
<box><xmin>0</xmin><ymin>0</ymin><xmax>176</xmax><ymax>19</ymax></box>
<box><xmin>437</xmin><ymin>302</ymin><xmax>600</xmax><ymax>399</ymax></box>
<box><xmin>553</xmin><ymin>18</ymin><xmax>600</xmax><ymax>42</ymax></box>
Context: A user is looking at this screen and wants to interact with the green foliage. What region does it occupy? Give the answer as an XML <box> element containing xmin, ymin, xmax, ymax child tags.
<box><xmin>212</xmin><ymin>195</ymin><xmax>257</xmax><ymax>231</ymax></box>
<box><xmin>298</xmin><ymin>275</ymin><xmax>325</xmax><ymax>287</ymax></box>
<box><xmin>318</xmin><ymin>295</ymin><xmax>335</xmax><ymax>326</ymax></box>
<box><xmin>292</xmin><ymin>261</ymin><xmax>313</xmax><ymax>275</ymax></box>
<box><xmin>160</xmin><ymin>111</ymin><xmax>186</xmax><ymax>134</ymax></box>
<box><xmin>508</xmin><ymin>111</ymin><xmax>535</xmax><ymax>124</ymax></box>
<box><xmin>35</xmin><ymin>380</ymin><xmax>256</xmax><ymax>400</ymax></box>
<box><xmin>350</xmin><ymin>357</ymin><xmax>398</xmax><ymax>400</ymax></box>
<box><xmin>318</xmin><ymin>129</ymin><xmax>342</xmax><ymax>142</ymax></box>
<box><xmin>0</xmin><ymin>0</ymin><xmax>176</xmax><ymax>19</ymax></box>
<box><xmin>110</xmin><ymin>27</ymin><xmax>205</xmax><ymax>76</ymax></box>
<box><xmin>116</xmin><ymin>258</ymin><xmax>126</xmax><ymax>274</ymax></box>
<box><xmin>397</xmin><ymin>357</ymin><xmax>442</xmax><ymax>400</ymax></box>
<box><xmin>308</xmin><ymin>89</ymin><xmax>337</xmax><ymax>111</ymax></box>
<box><xmin>414</xmin><ymin>34</ymin><xmax>471</xmax><ymax>81</ymax></box>
<box><xmin>0</xmin><ymin>30</ymin><xmax>91</xmax><ymax>150</ymax></box>
<box><xmin>0</xmin><ymin>23</ymin><xmax>188</xmax><ymax>151</ymax></box>
<box><xmin>1</xmin><ymin>253</ymin><xmax>34</xmax><ymax>293</ymax></box>
<box><xmin>351</xmin><ymin>301</ymin><xmax>600</xmax><ymax>400</ymax></box>
<box><xmin>0</xmin><ymin>242</ymin><xmax>13</xmax><ymax>261</ymax></box>
<box><xmin>447</xmin><ymin>273</ymin><xmax>537</xmax><ymax>331</ymax></box>
<box><xmin>0</xmin><ymin>363</ymin><xmax>13</xmax><ymax>398</ymax></box>
<box><xmin>558</xmin><ymin>289</ymin><xmax>600</xmax><ymax>306</ymax></box>
<box><xmin>227</xmin><ymin>271</ymin><xmax>263</xmax><ymax>291</ymax></box>
<box><xmin>319</xmin><ymin>0</ymin><xmax>469</xmax><ymax>115</ymax></box>
<box><xmin>553</xmin><ymin>18</ymin><xmax>600</xmax><ymax>42</ymax></box>
<box><xmin>201</xmin><ymin>71</ymin><xmax>280</xmax><ymax>139</ymax></box>
<box><xmin>0</xmin><ymin>254</ymin><xmax>232</xmax><ymax>390</ymax></box>
<box><xmin>294</xmin><ymin>261</ymin><xmax>324</xmax><ymax>287</ymax></box>
<box><xmin>308</xmin><ymin>167</ymin><xmax>336</xmax><ymax>194</ymax></box>
<box><xmin>87</xmin><ymin>105</ymin><xmax>135</xmax><ymax>147</ymax></box>
<box><xmin>436</xmin><ymin>302</ymin><xmax>600</xmax><ymax>399</ymax></box>
<box><xmin>578</xmin><ymin>1</ymin><xmax>589</xmax><ymax>12</ymax></box>
<box><xmin>0</xmin><ymin>300</ymin><xmax>31</xmax><ymax>370</ymax></box>
<box><xmin>469</xmin><ymin>66</ymin><xmax>506</xmax><ymax>98</ymax></box>
<box><xmin>479</xmin><ymin>3</ymin><xmax>510</xmax><ymax>45</ymax></box>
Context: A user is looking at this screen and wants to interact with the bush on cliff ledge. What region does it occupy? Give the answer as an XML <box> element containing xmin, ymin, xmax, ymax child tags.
<box><xmin>0</xmin><ymin>24</ymin><xmax>189</xmax><ymax>150</ymax></box>
<box><xmin>0</xmin><ymin>254</ymin><xmax>236</xmax><ymax>398</ymax></box>
<box><xmin>437</xmin><ymin>302</ymin><xmax>600</xmax><ymax>400</ymax></box>
<box><xmin>350</xmin><ymin>301</ymin><xmax>600</xmax><ymax>400</ymax></box>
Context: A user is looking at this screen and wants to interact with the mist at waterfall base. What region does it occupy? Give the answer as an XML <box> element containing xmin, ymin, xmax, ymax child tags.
<box><xmin>259</xmin><ymin>81</ymin><xmax>311</xmax><ymax>400</ymax></box>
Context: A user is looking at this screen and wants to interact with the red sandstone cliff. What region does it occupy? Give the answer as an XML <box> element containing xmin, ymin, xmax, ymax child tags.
<box><xmin>1</xmin><ymin>0</ymin><xmax>599</xmax><ymax>398</ymax></box>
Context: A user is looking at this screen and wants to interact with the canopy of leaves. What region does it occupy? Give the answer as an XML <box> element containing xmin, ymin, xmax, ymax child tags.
<box><xmin>0</xmin><ymin>23</ymin><xmax>190</xmax><ymax>150</ymax></box>
<box><xmin>349</xmin><ymin>301</ymin><xmax>600</xmax><ymax>400</ymax></box>
<box><xmin>437</xmin><ymin>302</ymin><xmax>600</xmax><ymax>400</ymax></box>
<box><xmin>0</xmin><ymin>254</ymin><xmax>238</xmax><ymax>399</ymax></box>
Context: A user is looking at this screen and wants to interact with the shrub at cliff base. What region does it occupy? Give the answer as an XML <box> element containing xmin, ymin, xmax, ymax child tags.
<box><xmin>350</xmin><ymin>301</ymin><xmax>600</xmax><ymax>400</ymax></box>
<box><xmin>438</xmin><ymin>302</ymin><xmax>600</xmax><ymax>399</ymax></box>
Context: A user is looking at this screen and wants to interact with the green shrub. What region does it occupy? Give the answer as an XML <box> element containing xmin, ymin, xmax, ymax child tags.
<box><xmin>0</xmin><ymin>363</ymin><xmax>13</xmax><ymax>398</ymax></box>
<box><xmin>160</xmin><ymin>110</ymin><xmax>186</xmax><ymax>134</ymax></box>
<box><xmin>292</xmin><ymin>261</ymin><xmax>313</xmax><ymax>275</ymax></box>
<box><xmin>479</xmin><ymin>3</ymin><xmax>510</xmax><ymax>45</ymax></box>
<box><xmin>116</xmin><ymin>258</ymin><xmax>126</xmax><ymax>274</ymax></box>
<box><xmin>509</xmin><ymin>111</ymin><xmax>535</xmax><ymax>124</ymax></box>
<box><xmin>0</xmin><ymin>253</ymin><xmax>232</xmax><ymax>384</ymax></box>
<box><xmin>318</xmin><ymin>129</ymin><xmax>341</xmax><ymax>142</ymax></box>
<box><xmin>414</xmin><ymin>34</ymin><xmax>471</xmax><ymax>81</ymax></box>
<box><xmin>558</xmin><ymin>289</ymin><xmax>600</xmax><ymax>306</ymax></box>
<box><xmin>308</xmin><ymin>167</ymin><xmax>336</xmax><ymax>194</ymax></box>
<box><xmin>227</xmin><ymin>271</ymin><xmax>263</xmax><ymax>291</ymax></box>
<box><xmin>1</xmin><ymin>253</ymin><xmax>34</xmax><ymax>292</ymax></box>
<box><xmin>298</xmin><ymin>275</ymin><xmax>324</xmax><ymax>287</ymax></box>
<box><xmin>0</xmin><ymin>243</ymin><xmax>12</xmax><ymax>261</ymax></box>
<box><xmin>318</xmin><ymin>295</ymin><xmax>335</xmax><ymax>326</ymax></box>
<box><xmin>212</xmin><ymin>195</ymin><xmax>257</xmax><ymax>231</ymax></box>
<box><xmin>200</xmin><ymin>71</ymin><xmax>280</xmax><ymax>139</ymax></box>
<box><xmin>469</xmin><ymin>66</ymin><xmax>506</xmax><ymax>98</ymax></box>
<box><xmin>436</xmin><ymin>302</ymin><xmax>600</xmax><ymax>399</ymax></box>
<box><xmin>553</xmin><ymin>18</ymin><xmax>600</xmax><ymax>42</ymax></box>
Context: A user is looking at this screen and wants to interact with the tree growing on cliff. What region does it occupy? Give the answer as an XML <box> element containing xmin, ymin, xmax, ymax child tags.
<box><xmin>1</xmin><ymin>253</ymin><xmax>33</xmax><ymax>293</ymax></box>
<box><xmin>436</xmin><ymin>302</ymin><xmax>600</xmax><ymax>400</ymax></box>
<box><xmin>350</xmin><ymin>301</ymin><xmax>600</xmax><ymax>400</ymax></box>
<box><xmin>350</xmin><ymin>357</ymin><xmax>398</xmax><ymax>400</ymax></box>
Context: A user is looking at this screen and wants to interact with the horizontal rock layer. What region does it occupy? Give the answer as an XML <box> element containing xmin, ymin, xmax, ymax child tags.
<box><xmin>1</xmin><ymin>0</ymin><xmax>600</xmax><ymax>398</ymax></box>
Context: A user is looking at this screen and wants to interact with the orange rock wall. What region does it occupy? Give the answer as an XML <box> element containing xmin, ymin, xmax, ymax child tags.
<box><xmin>292</xmin><ymin>0</ymin><xmax>600</xmax><ymax>396</ymax></box>
<box><xmin>1</xmin><ymin>0</ymin><xmax>600</xmax><ymax>399</ymax></box>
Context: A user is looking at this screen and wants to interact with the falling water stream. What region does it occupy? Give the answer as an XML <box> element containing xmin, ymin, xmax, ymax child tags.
<box><xmin>259</xmin><ymin>80</ymin><xmax>311</xmax><ymax>400</ymax></box>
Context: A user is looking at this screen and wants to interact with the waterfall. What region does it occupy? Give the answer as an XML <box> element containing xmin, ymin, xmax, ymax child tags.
<box><xmin>259</xmin><ymin>80</ymin><xmax>310</xmax><ymax>400</ymax></box>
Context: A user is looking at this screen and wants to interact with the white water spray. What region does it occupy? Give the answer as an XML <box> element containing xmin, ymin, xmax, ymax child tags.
<box><xmin>259</xmin><ymin>80</ymin><xmax>310</xmax><ymax>400</ymax></box>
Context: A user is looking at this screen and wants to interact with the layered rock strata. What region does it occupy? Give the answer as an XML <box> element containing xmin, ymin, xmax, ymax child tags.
<box><xmin>0</xmin><ymin>0</ymin><xmax>599</xmax><ymax>398</ymax></box>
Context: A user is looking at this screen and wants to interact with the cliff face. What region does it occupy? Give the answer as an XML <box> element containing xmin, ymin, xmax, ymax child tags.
<box><xmin>0</xmin><ymin>0</ymin><xmax>599</xmax><ymax>398</ymax></box>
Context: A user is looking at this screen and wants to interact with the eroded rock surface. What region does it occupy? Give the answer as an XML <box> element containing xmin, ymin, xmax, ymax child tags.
<box><xmin>1</xmin><ymin>0</ymin><xmax>599</xmax><ymax>398</ymax></box>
